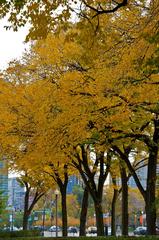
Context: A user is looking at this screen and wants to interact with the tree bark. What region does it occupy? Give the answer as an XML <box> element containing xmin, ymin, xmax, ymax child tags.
<box><xmin>120</xmin><ymin>166</ymin><xmax>128</xmax><ymax>236</ymax></box>
<box><xmin>55</xmin><ymin>165</ymin><xmax>68</xmax><ymax>237</ymax></box>
<box><xmin>94</xmin><ymin>201</ymin><xmax>104</xmax><ymax>236</ymax></box>
<box><xmin>145</xmin><ymin>118</ymin><xmax>159</xmax><ymax>235</ymax></box>
<box><xmin>72</xmin><ymin>147</ymin><xmax>111</xmax><ymax>236</ymax></box>
<box><xmin>22</xmin><ymin>181</ymin><xmax>45</xmax><ymax>230</ymax></box>
<box><xmin>79</xmin><ymin>187</ymin><xmax>89</xmax><ymax>236</ymax></box>
<box><xmin>60</xmin><ymin>187</ymin><xmax>67</xmax><ymax>237</ymax></box>
<box><xmin>113</xmin><ymin>117</ymin><xmax>159</xmax><ymax>235</ymax></box>
<box><xmin>111</xmin><ymin>177</ymin><xmax>119</xmax><ymax>236</ymax></box>
<box><xmin>23</xmin><ymin>187</ymin><xmax>30</xmax><ymax>230</ymax></box>
<box><xmin>23</xmin><ymin>211</ymin><xmax>30</xmax><ymax>230</ymax></box>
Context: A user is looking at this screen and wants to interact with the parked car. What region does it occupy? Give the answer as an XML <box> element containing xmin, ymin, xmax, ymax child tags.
<box><xmin>134</xmin><ymin>226</ymin><xmax>159</xmax><ymax>235</ymax></box>
<box><xmin>1</xmin><ymin>226</ymin><xmax>19</xmax><ymax>231</ymax></box>
<box><xmin>87</xmin><ymin>226</ymin><xmax>97</xmax><ymax>234</ymax></box>
<box><xmin>34</xmin><ymin>225</ymin><xmax>49</xmax><ymax>231</ymax></box>
<box><xmin>2</xmin><ymin>227</ymin><xmax>11</xmax><ymax>231</ymax></box>
<box><xmin>68</xmin><ymin>226</ymin><xmax>78</xmax><ymax>234</ymax></box>
<box><xmin>156</xmin><ymin>226</ymin><xmax>159</xmax><ymax>235</ymax></box>
<box><xmin>108</xmin><ymin>227</ymin><xmax>111</xmax><ymax>235</ymax></box>
<box><xmin>49</xmin><ymin>225</ymin><xmax>61</xmax><ymax>232</ymax></box>
<box><xmin>134</xmin><ymin>226</ymin><xmax>147</xmax><ymax>235</ymax></box>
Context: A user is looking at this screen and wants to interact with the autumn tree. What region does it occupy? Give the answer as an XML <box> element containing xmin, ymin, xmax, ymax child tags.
<box><xmin>0</xmin><ymin>1</ymin><xmax>158</xmax><ymax>235</ymax></box>
<box><xmin>68</xmin><ymin>4</ymin><xmax>159</xmax><ymax>235</ymax></box>
<box><xmin>0</xmin><ymin>0</ymin><xmax>132</xmax><ymax>40</ymax></box>
<box><xmin>72</xmin><ymin>185</ymin><xmax>90</xmax><ymax>236</ymax></box>
<box><xmin>70</xmin><ymin>145</ymin><xmax>111</xmax><ymax>236</ymax></box>
<box><xmin>17</xmin><ymin>171</ymin><xmax>48</xmax><ymax>230</ymax></box>
<box><xmin>0</xmin><ymin>63</ymin><xmax>75</xmax><ymax>236</ymax></box>
<box><xmin>24</xmin><ymin>11</ymin><xmax>157</xmax><ymax>236</ymax></box>
<box><xmin>43</xmin><ymin>163</ymin><xmax>69</xmax><ymax>236</ymax></box>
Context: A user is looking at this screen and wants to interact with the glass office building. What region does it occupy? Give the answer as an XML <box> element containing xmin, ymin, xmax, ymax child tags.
<box><xmin>8</xmin><ymin>177</ymin><xmax>25</xmax><ymax>210</ymax></box>
<box><xmin>0</xmin><ymin>157</ymin><xmax>8</xmax><ymax>196</ymax></box>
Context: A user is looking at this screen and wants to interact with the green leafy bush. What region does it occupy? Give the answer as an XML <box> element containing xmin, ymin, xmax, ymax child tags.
<box><xmin>0</xmin><ymin>236</ymin><xmax>158</xmax><ymax>240</ymax></box>
<box><xmin>0</xmin><ymin>229</ymin><xmax>41</xmax><ymax>238</ymax></box>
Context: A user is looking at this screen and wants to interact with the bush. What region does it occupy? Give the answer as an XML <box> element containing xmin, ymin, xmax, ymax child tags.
<box><xmin>0</xmin><ymin>236</ymin><xmax>158</xmax><ymax>240</ymax></box>
<box><xmin>0</xmin><ymin>229</ymin><xmax>41</xmax><ymax>238</ymax></box>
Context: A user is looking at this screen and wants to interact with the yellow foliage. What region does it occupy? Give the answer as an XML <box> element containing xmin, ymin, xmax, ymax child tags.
<box><xmin>0</xmin><ymin>0</ymin><xmax>159</xmax><ymax>188</ymax></box>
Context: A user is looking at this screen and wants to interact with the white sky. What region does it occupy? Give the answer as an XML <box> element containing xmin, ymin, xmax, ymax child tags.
<box><xmin>0</xmin><ymin>19</ymin><xmax>29</xmax><ymax>177</ymax></box>
<box><xmin>0</xmin><ymin>19</ymin><xmax>30</xmax><ymax>70</ymax></box>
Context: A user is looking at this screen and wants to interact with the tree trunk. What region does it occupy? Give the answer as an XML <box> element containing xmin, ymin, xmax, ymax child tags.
<box><xmin>113</xmin><ymin>117</ymin><xmax>159</xmax><ymax>236</ymax></box>
<box><xmin>146</xmin><ymin>118</ymin><xmax>159</xmax><ymax>235</ymax></box>
<box><xmin>121</xmin><ymin>166</ymin><xmax>128</xmax><ymax>236</ymax></box>
<box><xmin>61</xmin><ymin>188</ymin><xmax>67</xmax><ymax>237</ymax></box>
<box><xmin>23</xmin><ymin>211</ymin><xmax>30</xmax><ymax>230</ymax></box>
<box><xmin>80</xmin><ymin>187</ymin><xmax>89</xmax><ymax>236</ymax></box>
<box><xmin>72</xmin><ymin>147</ymin><xmax>110</xmax><ymax>237</ymax></box>
<box><xmin>145</xmin><ymin>149</ymin><xmax>157</xmax><ymax>235</ymax></box>
<box><xmin>55</xmin><ymin>165</ymin><xmax>68</xmax><ymax>237</ymax></box>
<box><xmin>20</xmin><ymin>177</ymin><xmax>45</xmax><ymax>231</ymax></box>
<box><xmin>23</xmin><ymin>188</ymin><xmax>30</xmax><ymax>230</ymax></box>
<box><xmin>145</xmin><ymin>201</ymin><xmax>156</xmax><ymax>235</ymax></box>
<box><xmin>111</xmin><ymin>178</ymin><xmax>119</xmax><ymax>236</ymax></box>
<box><xmin>94</xmin><ymin>201</ymin><xmax>104</xmax><ymax>236</ymax></box>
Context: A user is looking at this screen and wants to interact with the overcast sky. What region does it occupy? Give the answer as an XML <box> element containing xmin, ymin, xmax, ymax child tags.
<box><xmin>0</xmin><ymin>19</ymin><xmax>30</xmax><ymax>70</ymax></box>
<box><xmin>0</xmin><ymin>19</ymin><xmax>29</xmax><ymax>177</ymax></box>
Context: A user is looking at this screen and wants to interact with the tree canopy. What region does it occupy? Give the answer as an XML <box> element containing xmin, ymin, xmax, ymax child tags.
<box><xmin>0</xmin><ymin>0</ymin><xmax>158</xmax><ymax>235</ymax></box>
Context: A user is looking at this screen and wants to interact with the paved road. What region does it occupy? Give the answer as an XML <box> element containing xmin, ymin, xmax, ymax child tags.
<box><xmin>44</xmin><ymin>231</ymin><xmax>79</xmax><ymax>237</ymax></box>
<box><xmin>44</xmin><ymin>231</ymin><xmax>100</xmax><ymax>237</ymax></box>
<box><xmin>44</xmin><ymin>231</ymin><xmax>133</xmax><ymax>237</ymax></box>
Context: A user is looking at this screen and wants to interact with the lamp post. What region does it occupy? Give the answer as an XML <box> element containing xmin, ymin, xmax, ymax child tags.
<box><xmin>9</xmin><ymin>207</ymin><xmax>14</xmax><ymax>231</ymax></box>
<box><xmin>141</xmin><ymin>211</ymin><xmax>144</xmax><ymax>226</ymax></box>
<box><xmin>134</xmin><ymin>213</ymin><xmax>137</xmax><ymax>228</ymax></box>
<box><xmin>55</xmin><ymin>189</ymin><xmax>59</xmax><ymax>237</ymax></box>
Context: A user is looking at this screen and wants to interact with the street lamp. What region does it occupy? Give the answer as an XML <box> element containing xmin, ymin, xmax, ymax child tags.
<box><xmin>54</xmin><ymin>189</ymin><xmax>60</xmax><ymax>237</ymax></box>
<box><xmin>9</xmin><ymin>207</ymin><xmax>14</xmax><ymax>231</ymax></box>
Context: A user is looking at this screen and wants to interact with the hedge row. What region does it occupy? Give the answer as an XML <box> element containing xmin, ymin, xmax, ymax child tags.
<box><xmin>0</xmin><ymin>237</ymin><xmax>159</xmax><ymax>240</ymax></box>
<box><xmin>0</xmin><ymin>230</ymin><xmax>41</xmax><ymax>238</ymax></box>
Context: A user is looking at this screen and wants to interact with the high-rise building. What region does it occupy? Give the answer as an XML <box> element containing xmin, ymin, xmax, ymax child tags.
<box><xmin>8</xmin><ymin>177</ymin><xmax>25</xmax><ymax>211</ymax></box>
<box><xmin>128</xmin><ymin>166</ymin><xmax>147</xmax><ymax>190</ymax></box>
<box><xmin>67</xmin><ymin>175</ymin><xmax>81</xmax><ymax>194</ymax></box>
<box><xmin>0</xmin><ymin>157</ymin><xmax>8</xmax><ymax>197</ymax></box>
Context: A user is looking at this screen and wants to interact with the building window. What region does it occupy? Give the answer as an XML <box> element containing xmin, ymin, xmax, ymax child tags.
<box><xmin>0</xmin><ymin>162</ymin><xmax>4</xmax><ymax>168</ymax></box>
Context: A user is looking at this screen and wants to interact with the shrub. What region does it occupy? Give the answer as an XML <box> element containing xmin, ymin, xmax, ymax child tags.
<box><xmin>0</xmin><ymin>235</ymin><xmax>158</xmax><ymax>240</ymax></box>
<box><xmin>0</xmin><ymin>229</ymin><xmax>41</xmax><ymax>238</ymax></box>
